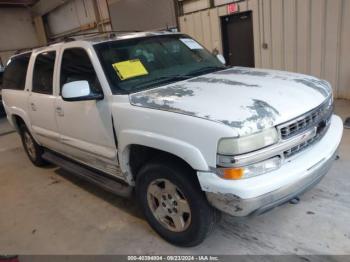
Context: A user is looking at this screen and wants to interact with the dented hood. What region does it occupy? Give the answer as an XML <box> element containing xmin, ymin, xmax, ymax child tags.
<box><xmin>129</xmin><ymin>67</ymin><xmax>332</xmax><ymax>136</ymax></box>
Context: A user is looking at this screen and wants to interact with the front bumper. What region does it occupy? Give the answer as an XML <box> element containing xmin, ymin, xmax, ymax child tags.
<box><xmin>197</xmin><ymin>115</ymin><xmax>343</xmax><ymax>216</ymax></box>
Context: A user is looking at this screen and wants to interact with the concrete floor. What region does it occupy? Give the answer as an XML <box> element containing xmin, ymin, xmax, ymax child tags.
<box><xmin>0</xmin><ymin>100</ymin><xmax>349</xmax><ymax>255</ymax></box>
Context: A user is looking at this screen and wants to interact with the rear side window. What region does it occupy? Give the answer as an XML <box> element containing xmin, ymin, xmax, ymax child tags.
<box><xmin>32</xmin><ymin>51</ymin><xmax>56</xmax><ymax>95</ymax></box>
<box><xmin>3</xmin><ymin>53</ymin><xmax>31</xmax><ymax>90</ymax></box>
<box><xmin>60</xmin><ymin>48</ymin><xmax>102</xmax><ymax>94</ymax></box>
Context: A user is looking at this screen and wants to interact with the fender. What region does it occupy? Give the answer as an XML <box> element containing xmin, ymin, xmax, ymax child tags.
<box><xmin>119</xmin><ymin>129</ymin><xmax>209</xmax><ymax>173</ymax></box>
<box><xmin>2</xmin><ymin>90</ymin><xmax>33</xmax><ymax>134</ymax></box>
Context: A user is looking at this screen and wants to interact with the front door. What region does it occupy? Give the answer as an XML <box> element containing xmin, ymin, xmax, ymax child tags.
<box><xmin>221</xmin><ymin>11</ymin><xmax>255</xmax><ymax>67</ymax></box>
<box><xmin>55</xmin><ymin>47</ymin><xmax>120</xmax><ymax>177</ymax></box>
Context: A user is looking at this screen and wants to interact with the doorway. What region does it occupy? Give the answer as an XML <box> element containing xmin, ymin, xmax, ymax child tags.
<box><xmin>221</xmin><ymin>11</ymin><xmax>255</xmax><ymax>67</ymax></box>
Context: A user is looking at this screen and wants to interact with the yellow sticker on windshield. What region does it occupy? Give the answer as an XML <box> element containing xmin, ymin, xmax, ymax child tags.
<box><xmin>112</xmin><ymin>59</ymin><xmax>148</xmax><ymax>80</ymax></box>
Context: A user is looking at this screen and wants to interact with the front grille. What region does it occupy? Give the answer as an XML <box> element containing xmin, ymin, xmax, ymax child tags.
<box><xmin>279</xmin><ymin>97</ymin><xmax>333</xmax><ymax>158</ymax></box>
<box><xmin>280</xmin><ymin>109</ymin><xmax>321</xmax><ymax>139</ymax></box>
<box><xmin>283</xmin><ymin>125</ymin><xmax>328</xmax><ymax>158</ymax></box>
<box><xmin>278</xmin><ymin>98</ymin><xmax>333</xmax><ymax>140</ymax></box>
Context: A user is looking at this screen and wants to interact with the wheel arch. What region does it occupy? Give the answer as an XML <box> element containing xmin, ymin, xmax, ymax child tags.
<box><xmin>10</xmin><ymin>114</ymin><xmax>42</xmax><ymax>145</ymax></box>
<box><xmin>120</xmin><ymin>142</ymin><xmax>207</xmax><ymax>185</ymax></box>
<box><xmin>11</xmin><ymin>114</ymin><xmax>27</xmax><ymax>132</ymax></box>
<box><xmin>119</xmin><ymin>129</ymin><xmax>209</xmax><ymax>169</ymax></box>
<box><xmin>131</xmin><ymin>144</ymin><xmax>194</xmax><ymax>176</ymax></box>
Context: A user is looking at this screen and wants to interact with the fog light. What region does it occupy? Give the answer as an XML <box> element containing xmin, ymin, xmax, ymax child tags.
<box><xmin>218</xmin><ymin>157</ymin><xmax>281</xmax><ymax>180</ymax></box>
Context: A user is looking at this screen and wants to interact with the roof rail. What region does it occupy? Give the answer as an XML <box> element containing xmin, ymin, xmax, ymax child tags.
<box><xmin>60</xmin><ymin>30</ymin><xmax>141</xmax><ymax>40</ymax></box>
<box><xmin>12</xmin><ymin>30</ymin><xmax>143</xmax><ymax>56</ymax></box>
<box><xmin>42</xmin><ymin>30</ymin><xmax>141</xmax><ymax>45</ymax></box>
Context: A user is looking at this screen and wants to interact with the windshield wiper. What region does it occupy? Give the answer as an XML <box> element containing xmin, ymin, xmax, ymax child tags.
<box><xmin>187</xmin><ymin>66</ymin><xmax>226</xmax><ymax>77</ymax></box>
<box><xmin>135</xmin><ymin>75</ymin><xmax>191</xmax><ymax>90</ymax></box>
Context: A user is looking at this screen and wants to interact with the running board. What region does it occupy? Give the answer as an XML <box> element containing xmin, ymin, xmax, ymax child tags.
<box><xmin>42</xmin><ymin>151</ymin><xmax>132</xmax><ymax>198</ymax></box>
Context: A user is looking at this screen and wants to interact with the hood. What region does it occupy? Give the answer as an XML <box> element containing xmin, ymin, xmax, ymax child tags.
<box><xmin>129</xmin><ymin>67</ymin><xmax>332</xmax><ymax>136</ymax></box>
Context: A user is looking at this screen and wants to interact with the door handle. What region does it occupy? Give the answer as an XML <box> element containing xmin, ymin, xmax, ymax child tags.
<box><xmin>30</xmin><ymin>102</ymin><xmax>37</xmax><ymax>111</ymax></box>
<box><xmin>56</xmin><ymin>106</ymin><xmax>64</xmax><ymax>116</ymax></box>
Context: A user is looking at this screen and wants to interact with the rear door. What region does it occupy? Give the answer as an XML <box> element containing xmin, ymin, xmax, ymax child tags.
<box><xmin>55</xmin><ymin>46</ymin><xmax>119</xmax><ymax>177</ymax></box>
<box><xmin>28</xmin><ymin>50</ymin><xmax>61</xmax><ymax>150</ymax></box>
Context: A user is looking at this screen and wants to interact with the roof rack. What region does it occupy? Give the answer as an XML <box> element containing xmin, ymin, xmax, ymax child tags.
<box><xmin>12</xmin><ymin>30</ymin><xmax>140</xmax><ymax>55</ymax></box>
<box><xmin>59</xmin><ymin>30</ymin><xmax>142</xmax><ymax>42</ymax></box>
<box><xmin>12</xmin><ymin>29</ymin><xmax>166</xmax><ymax>56</ymax></box>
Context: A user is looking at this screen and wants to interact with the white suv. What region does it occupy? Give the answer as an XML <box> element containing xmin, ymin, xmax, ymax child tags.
<box><xmin>2</xmin><ymin>32</ymin><xmax>343</xmax><ymax>246</ymax></box>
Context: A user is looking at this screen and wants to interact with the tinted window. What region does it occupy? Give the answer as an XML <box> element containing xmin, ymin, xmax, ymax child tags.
<box><xmin>60</xmin><ymin>48</ymin><xmax>102</xmax><ymax>94</ymax></box>
<box><xmin>3</xmin><ymin>53</ymin><xmax>31</xmax><ymax>90</ymax></box>
<box><xmin>32</xmin><ymin>51</ymin><xmax>56</xmax><ymax>95</ymax></box>
<box><xmin>94</xmin><ymin>35</ymin><xmax>225</xmax><ymax>94</ymax></box>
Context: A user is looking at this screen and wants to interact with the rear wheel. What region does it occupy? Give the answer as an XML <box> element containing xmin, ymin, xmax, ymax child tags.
<box><xmin>136</xmin><ymin>159</ymin><xmax>217</xmax><ymax>247</ymax></box>
<box><xmin>19</xmin><ymin>124</ymin><xmax>47</xmax><ymax>166</ymax></box>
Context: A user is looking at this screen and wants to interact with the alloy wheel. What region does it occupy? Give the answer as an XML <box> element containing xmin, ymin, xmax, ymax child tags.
<box><xmin>24</xmin><ymin>131</ymin><xmax>36</xmax><ymax>160</ymax></box>
<box><xmin>147</xmin><ymin>178</ymin><xmax>191</xmax><ymax>232</ymax></box>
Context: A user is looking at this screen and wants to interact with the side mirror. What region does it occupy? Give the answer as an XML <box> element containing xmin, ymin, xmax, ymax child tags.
<box><xmin>216</xmin><ymin>54</ymin><xmax>226</xmax><ymax>65</ymax></box>
<box><xmin>62</xmin><ymin>80</ymin><xmax>103</xmax><ymax>102</ymax></box>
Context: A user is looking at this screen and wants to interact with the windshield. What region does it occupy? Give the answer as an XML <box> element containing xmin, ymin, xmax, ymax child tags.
<box><xmin>94</xmin><ymin>34</ymin><xmax>226</xmax><ymax>94</ymax></box>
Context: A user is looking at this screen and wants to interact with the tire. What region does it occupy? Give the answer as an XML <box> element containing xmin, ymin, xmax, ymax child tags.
<box><xmin>19</xmin><ymin>124</ymin><xmax>47</xmax><ymax>166</ymax></box>
<box><xmin>136</xmin><ymin>158</ymin><xmax>217</xmax><ymax>247</ymax></box>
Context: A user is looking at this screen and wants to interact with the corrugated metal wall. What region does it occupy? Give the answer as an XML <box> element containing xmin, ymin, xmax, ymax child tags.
<box><xmin>107</xmin><ymin>0</ymin><xmax>177</xmax><ymax>31</ymax></box>
<box><xmin>179</xmin><ymin>0</ymin><xmax>350</xmax><ymax>99</ymax></box>
<box><xmin>46</xmin><ymin>0</ymin><xmax>111</xmax><ymax>38</ymax></box>
<box><xmin>0</xmin><ymin>8</ymin><xmax>40</xmax><ymax>64</ymax></box>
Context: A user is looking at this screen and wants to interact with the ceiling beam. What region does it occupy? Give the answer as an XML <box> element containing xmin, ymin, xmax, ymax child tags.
<box><xmin>0</xmin><ymin>0</ymin><xmax>38</xmax><ymax>7</ymax></box>
<box><xmin>31</xmin><ymin>0</ymin><xmax>70</xmax><ymax>16</ymax></box>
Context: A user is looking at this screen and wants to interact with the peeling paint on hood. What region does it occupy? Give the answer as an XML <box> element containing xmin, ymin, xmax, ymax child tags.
<box><xmin>129</xmin><ymin>67</ymin><xmax>332</xmax><ymax>136</ymax></box>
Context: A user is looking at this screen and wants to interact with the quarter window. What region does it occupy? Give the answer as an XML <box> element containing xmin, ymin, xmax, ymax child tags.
<box><xmin>60</xmin><ymin>48</ymin><xmax>102</xmax><ymax>94</ymax></box>
<box><xmin>32</xmin><ymin>51</ymin><xmax>56</xmax><ymax>95</ymax></box>
<box><xmin>3</xmin><ymin>53</ymin><xmax>31</xmax><ymax>90</ymax></box>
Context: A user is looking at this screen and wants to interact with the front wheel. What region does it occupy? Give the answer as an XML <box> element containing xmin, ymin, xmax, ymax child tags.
<box><xmin>136</xmin><ymin>159</ymin><xmax>217</xmax><ymax>247</ymax></box>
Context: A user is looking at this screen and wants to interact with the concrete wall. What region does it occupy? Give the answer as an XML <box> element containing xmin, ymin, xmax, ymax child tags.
<box><xmin>179</xmin><ymin>0</ymin><xmax>350</xmax><ymax>100</ymax></box>
<box><xmin>0</xmin><ymin>8</ymin><xmax>40</xmax><ymax>64</ymax></box>
<box><xmin>108</xmin><ymin>0</ymin><xmax>177</xmax><ymax>31</ymax></box>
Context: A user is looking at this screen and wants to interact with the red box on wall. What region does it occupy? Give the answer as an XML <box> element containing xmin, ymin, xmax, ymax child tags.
<box><xmin>227</xmin><ymin>3</ymin><xmax>238</xmax><ymax>14</ymax></box>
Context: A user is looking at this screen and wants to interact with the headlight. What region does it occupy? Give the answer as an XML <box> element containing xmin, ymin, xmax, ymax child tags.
<box><xmin>216</xmin><ymin>157</ymin><xmax>281</xmax><ymax>180</ymax></box>
<box><xmin>217</xmin><ymin>127</ymin><xmax>279</xmax><ymax>155</ymax></box>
